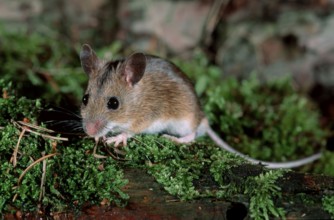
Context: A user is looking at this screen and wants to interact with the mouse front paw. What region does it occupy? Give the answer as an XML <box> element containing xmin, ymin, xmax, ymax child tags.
<box><xmin>105</xmin><ymin>133</ymin><xmax>129</xmax><ymax>147</ymax></box>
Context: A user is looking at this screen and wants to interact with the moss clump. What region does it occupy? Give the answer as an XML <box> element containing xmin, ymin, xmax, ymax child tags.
<box><xmin>322</xmin><ymin>196</ymin><xmax>334</xmax><ymax>218</ymax></box>
<box><xmin>245</xmin><ymin>170</ymin><xmax>286</xmax><ymax>220</ymax></box>
<box><xmin>0</xmin><ymin>80</ymin><xmax>42</xmax><ymax>125</ymax></box>
<box><xmin>313</xmin><ymin>151</ymin><xmax>334</xmax><ymax>176</ymax></box>
<box><xmin>0</xmin><ymin>27</ymin><xmax>85</xmax><ymax>103</ymax></box>
<box><xmin>46</xmin><ymin>140</ymin><xmax>129</xmax><ymax>210</ymax></box>
<box><xmin>124</xmin><ymin>135</ymin><xmax>287</xmax><ymax>219</ymax></box>
<box><xmin>124</xmin><ymin>136</ymin><xmax>209</xmax><ymax>200</ymax></box>
<box><xmin>0</xmin><ymin>83</ymin><xmax>128</xmax><ymax>215</ymax></box>
<box><xmin>174</xmin><ymin>52</ymin><xmax>328</xmax><ymax>172</ymax></box>
<box><xmin>204</xmin><ymin>76</ymin><xmax>327</xmax><ymax>163</ymax></box>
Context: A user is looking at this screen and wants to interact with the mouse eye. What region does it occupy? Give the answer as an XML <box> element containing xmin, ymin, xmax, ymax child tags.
<box><xmin>107</xmin><ymin>97</ymin><xmax>119</xmax><ymax>110</ymax></box>
<box><xmin>82</xmin><ymin>94</ymin><xmax>89</xmax><ymax>106</ymax></box>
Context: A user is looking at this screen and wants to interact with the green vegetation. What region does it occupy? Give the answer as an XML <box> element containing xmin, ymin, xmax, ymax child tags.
<box><xmin>0</xmin><ymin>80</ymin><xmax>129</xmax><ymax>215</ymax></box>
<box><xmin>124</xmin><ymin>135</ymin><xmax>287</xmax><ymax>219</ymax></box>
<box><xmin>245</xmin><ymin>170</ymin><xmax>286</xmax><ymax>220</ymax></box>
<box><xmin>0</xmin><ymin>28</ymin><xmax>333</xmax><ymax>219</ymax></box>
<box><xmin>0</xmin><ymin>80</ymin><xmax>42</xmax><ymax>124</ymax></box>
<box><xmin>176</xmin><ymin>54</ymin><xmax>327</xmax><ymax>164</ymax></box>
<box><xmin>323</xmin><ymin>196</ymin><xmax>334</xmax><ymax>218</ymax></box>
<box><xmin>126</xmin><ymin>136</ymin><xmax>203</xmax><ymax>200</ymax></box>
<box><xmin>205</xmin><ymin>76</ymin><xmax>326</xmax><ymax>162</ymax></box>
<box><xmin>0</xmin><ymin>26</ymin><xmax>85</xmax><ymax>103</ymax></box>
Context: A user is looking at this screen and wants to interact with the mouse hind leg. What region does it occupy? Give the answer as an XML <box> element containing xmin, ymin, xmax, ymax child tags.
<box><xmin>162</xmin><ymin>132</ymin><xmax>196</xmax><ymax>144</ymax></box>
<box><xmin>162</xmin><ymin>117</ymin><xmax>208</xmax><ymax>144</ymax></box>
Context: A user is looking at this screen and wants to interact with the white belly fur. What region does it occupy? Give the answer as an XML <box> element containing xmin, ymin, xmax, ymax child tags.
<box><xmin>143</xmin><ymin>119</ymin><xmax>193</xmax><ymax>137</ymax></box>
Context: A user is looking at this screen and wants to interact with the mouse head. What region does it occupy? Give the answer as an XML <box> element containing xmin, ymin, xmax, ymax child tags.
<box><xmin>79</xmin><ymin>44</ymin><xmax>147</xmax><ymax>138</ymax></box>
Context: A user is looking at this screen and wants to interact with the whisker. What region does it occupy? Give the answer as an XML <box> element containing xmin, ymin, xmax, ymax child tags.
<box><xmin>70</xmin><ymin>126</ymin><xmax>85</xmax><ymax>132</ymax></box>
<box><xmin>40</xmin><ymin>107</ymin><xmax>82</xmax><ymax>131</ymax></box>
<box><xmin>47</xmin><ymin>106</ymin><xmax>82</xmax><ymax>119</ymax></box>
<box><xmin>43</xmin><ymin>120</ymin><xmax>82</xmax><ymax>125</ymax></box>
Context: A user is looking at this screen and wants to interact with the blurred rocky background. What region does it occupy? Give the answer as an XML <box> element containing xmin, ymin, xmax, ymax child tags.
<box><xmin>1</xmin><ymin>0</ymin><xmax>334</xmax><ymax>118</ymax></box>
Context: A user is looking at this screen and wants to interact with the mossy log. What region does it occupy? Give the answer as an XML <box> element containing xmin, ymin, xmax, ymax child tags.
<box><xmin>51</xmin><ymin>165</ymin><xmax>333</xmax><ymax>219</ymax></box>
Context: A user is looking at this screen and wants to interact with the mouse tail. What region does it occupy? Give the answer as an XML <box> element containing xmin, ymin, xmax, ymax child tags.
<box><xmin>206</xmin><ymin>126</ymin><xmax>322</xmax><ymax>169</ymax></box>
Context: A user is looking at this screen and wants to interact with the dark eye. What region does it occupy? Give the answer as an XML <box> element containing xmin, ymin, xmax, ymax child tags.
<box><xmin>107</xmin><ymin>97</ymin><xmax>119</xmax><ymax>110</ymax></box>
<box><xmin>82</xmin><ymin>94</ymin><xmax>89</xmax><ymax>106</ymax></box>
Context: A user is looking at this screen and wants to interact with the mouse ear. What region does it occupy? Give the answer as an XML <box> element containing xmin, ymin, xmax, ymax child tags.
<box><xmin>122</xmin><ymin>52</ymin><xmax>146</xmax><ymax>86</ymax></box>
<box><xmin>80</xmin><ymin>44</ymin><xmax>99</xmax><ymax>77</ymax></box>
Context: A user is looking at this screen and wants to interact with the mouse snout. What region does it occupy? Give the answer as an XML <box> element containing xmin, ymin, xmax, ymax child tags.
<box><xmin>84</xmin><ymin>120</ymin><xmax>105</xmax><ymax>137</ymax></box>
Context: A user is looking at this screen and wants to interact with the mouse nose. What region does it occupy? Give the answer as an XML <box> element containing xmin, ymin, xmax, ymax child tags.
<box><xmin>85</xmin><ymin>120</ymin><xmax>104</xmax><ymax>137</ymax></box>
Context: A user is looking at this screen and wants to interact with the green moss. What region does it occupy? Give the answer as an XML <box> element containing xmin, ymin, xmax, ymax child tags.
<box><xmin>322</xmin><ymin>196</ymin><xmax>334</xmax><ymax>218</ymax></box>
<box><xmin>0</xmin><ymin>87</ymin><xmax>128</xmax><ymax>215</ymax></box>
<box><xmin>204</xmin><ymin>75</ymin><xmax>327</xmax><ymax>163</ymax></box>
<box><xmin>0</xmin><ymin>26</ymin><xmax>85</xmax><ymax>103</ymax></box>
<box><xmin>173</xmin><ymin>49</ymin><xmax>222</xmax><ymax>97</ymax></box>
<box><xmin>174</xmin><ymin>52</ymin><xmax>328</xmax><ymax>171</ymax></box>
<box><xmin>0</xmin><ymin>80</ymin><xmax>42</xmax><ymax>125</ymax></box>
<box><xmin>125</xmin><ymin>136</ymin><xmax>207</xmax><ymax>200</ymax></box>
<box><xmin>245</xmin><ymin>170</ymin><xmax>286</xmax><ymax>220</ymax></box>
<box><xmin>124</xmin><ymin>135</ymin><xmax>248</xmax><ymax>201</ymax></box>
<box><xmin>313</xmin><ymin>151</ymin><xmax>334</xmax><ymax>176</ymax></box>
<box><xmin>50</xmin><ymin>140</ymin><xmax>129</xmax><ymax>209</ymax></box>
<box><xmin>208</xmin><ymin>142</ymin><xmax>286</xmax><ymax>219</ymax></box>
<box><xmin>124</xmin><ymin>135</ymin><xmax>287</xmax><ymax>219</ymax></box>
<box><xmin>210</xmin><ymin>149</ymin><xmax>246</xmax><ymax>184</ymax></box>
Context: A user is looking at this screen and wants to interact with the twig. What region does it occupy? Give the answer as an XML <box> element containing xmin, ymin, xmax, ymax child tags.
<box><xmin>17</xmin><ymin>153</ymin><xmax>58</xmax><ymax>185</ymax></box>
<box><xmin>10</xmin><ymin>128</ymin><xmax>26</xmax><ymax>167</ymax></box>
<box><xmin>12</xmin><ymin>192</ymin><xmax>18</xmax><ymax>202</ymax></box>
<box><xmin>39</xmin><ymin>152</ymin><xmax>47</xmax><ymax>203</ymax></box>
<box><xmin>14</xmin><ymin>121</ymin><xmax>68</xmax><ymax>141</ymax></box>
<box><xmin>17</xmin><ymin>121</ymin><xmax>55</xmax><ymax>133</ymax></box>
<box><xmin>13</xmin><ymin>153</ymin><xmax>58</xmax><ymax>202</ymax></box>
<box><xmin>25</xmin><ymin>128</ymin><xmax>68</xmax><ymax>141</ymax></box>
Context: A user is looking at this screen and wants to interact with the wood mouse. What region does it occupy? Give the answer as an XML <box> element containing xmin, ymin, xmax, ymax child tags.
<box><xmin>79</xmin><ymin>44</ymin><xmax>322</xmax><ymax>169</ymax></box>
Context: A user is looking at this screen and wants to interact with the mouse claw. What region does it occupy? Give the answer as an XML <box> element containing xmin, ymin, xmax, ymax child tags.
<box><xmin>105</xmin><ymin>133</ymin><xmax>128</xmax><ymax>147</ymax></box>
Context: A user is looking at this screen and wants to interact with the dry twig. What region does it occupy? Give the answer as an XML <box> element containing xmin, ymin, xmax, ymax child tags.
<box><xmin>10</xmin><ymin>128</ymin><xmax>26</xmax><ymax>167</ymax></box>
<box><xmin>17</xmin><ymin>153</ymin><xmax>58</xmax><ymax>186</ymax></box>
<box><xmin>39</xmin><ymin>151</ymin><xmax>47</xmax><ymax>203</ymax></box>
<box><xmin>14</xmin><ymin>121</ymin><xmax>68</xmax><ymax>141</ymax></box>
